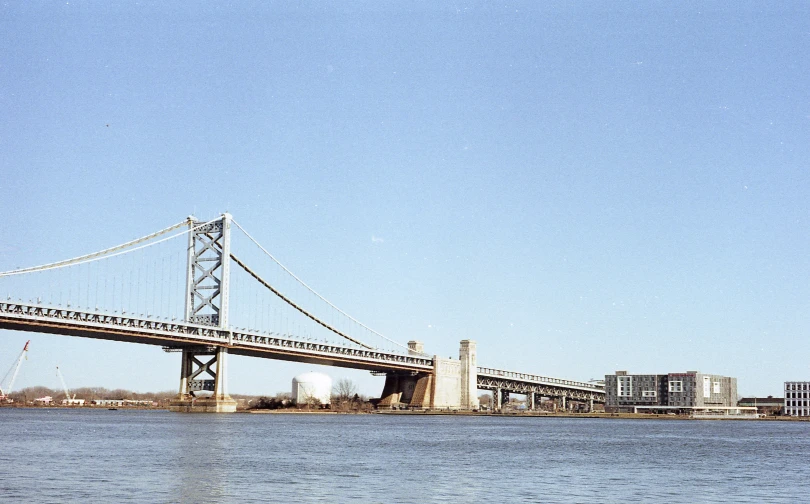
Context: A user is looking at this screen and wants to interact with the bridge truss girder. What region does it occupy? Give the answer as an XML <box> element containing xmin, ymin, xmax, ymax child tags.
<box><xmin>478</xmin><ymin>376</ymin><xmax>604</xmax><ymax>405</ymax></box>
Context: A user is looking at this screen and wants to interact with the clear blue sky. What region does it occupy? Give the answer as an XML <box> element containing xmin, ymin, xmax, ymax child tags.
<box><xmin>1</xmin><ymin>2</ymin><xmax>808</xmax><ymax>398</ymax></box>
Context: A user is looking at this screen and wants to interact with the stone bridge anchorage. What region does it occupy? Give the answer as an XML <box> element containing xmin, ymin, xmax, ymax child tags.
<box><xmin>0</xmin><ymin>213</ymin><xmax>604</xmax><ymax>412</ymax></box>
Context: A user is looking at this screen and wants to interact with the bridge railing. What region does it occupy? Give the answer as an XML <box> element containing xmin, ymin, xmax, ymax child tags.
<box><xmin>477</xmin><ymin>367</ymin><xmax>604</xmax><ymax>391</ymax></box>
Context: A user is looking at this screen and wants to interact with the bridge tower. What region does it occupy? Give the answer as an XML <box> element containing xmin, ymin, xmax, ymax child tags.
<box><xmin>169</xmin><ymin>213</ymin><xmax>237</xmax><ymax>413</ymax></box>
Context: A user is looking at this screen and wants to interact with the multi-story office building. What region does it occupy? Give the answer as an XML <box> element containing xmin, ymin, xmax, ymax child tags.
<box><xmin>784</xmin><ymin>382</ymin><xmax>810</xmax><ymax>416</ymax></box>
<box><xmin>604</xmin><ymin>371</ymin><xmax>738</xmax><ymax>414</ymax></box>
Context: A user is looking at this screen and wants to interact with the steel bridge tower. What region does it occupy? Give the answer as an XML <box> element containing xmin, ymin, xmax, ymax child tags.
<box><xmin>169</xmin><ymin>213</ymin><xmax>237</xmax><ymax>413</ymax></box>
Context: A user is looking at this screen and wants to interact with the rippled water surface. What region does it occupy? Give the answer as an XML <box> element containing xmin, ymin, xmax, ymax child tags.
<box><xmin>1</xmin><ymin>409</ymin><xmax>808</xmax><ymax>503</ymax></box>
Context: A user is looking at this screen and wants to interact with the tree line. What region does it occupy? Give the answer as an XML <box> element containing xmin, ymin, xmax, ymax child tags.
<box><xmin>4</xmin><ymin>378</ymin><xmax>373</xmax><ymax>411</ymax></box>
<box><xmin>251</xmin><ymin>378</ymin><xmax>373</xmax><ymax>412</ymax></box>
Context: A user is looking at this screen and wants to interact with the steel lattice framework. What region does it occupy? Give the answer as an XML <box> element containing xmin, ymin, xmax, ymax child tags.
<box><xmin>186</xmin><ymin>217</ymin><xmax>230</xmax><ymax>327</ymax></box>
<box><xmin>477</xmin><ymin>367</ymin><xmax>605</xmax><ymax>403</ymax></box>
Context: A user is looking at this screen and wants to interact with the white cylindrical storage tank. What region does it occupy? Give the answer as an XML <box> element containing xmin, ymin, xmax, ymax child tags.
<box><xmin>292</xmin><ymin>372</ymin><xmax>332</xmax><ymax>406</ymax></box>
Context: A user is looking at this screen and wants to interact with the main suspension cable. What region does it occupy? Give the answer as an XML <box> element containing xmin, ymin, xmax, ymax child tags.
<box><xmin>230</xmin><ymin>253</ymin><xmax>373</xmax><ymax>349</ymax></box>
<box><xmin>0</xmin><ymin>218</ymin><xmax>217</xmax><ymax>277</ymax></box>
<box><xmin>231</xmin><ymin>218</ymin><xmax>425</xmax><ymax>355</ymax></box>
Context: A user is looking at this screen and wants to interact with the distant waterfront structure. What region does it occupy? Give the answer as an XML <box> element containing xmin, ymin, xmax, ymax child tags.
<box><xmin>783</xmin><ymin>382</ymin><xmax>810</xmax><ymax>416</ymax></box>
<box><xmin>92</xmin><ymin>399</ymin><xmax>155</xmax><ymax>407</ymax></box>
<box><xmin>292</xmin><ymin>372</ymin><xmax>332</xmax><ymax>406</ymax></box>
<box><xmin>604</xmin><ymin>371</ymin><xmax>738</xmax><ymax>414</ymax></box>
<box><xmin>738</xmin><ymin>396</ymin><xmax>784</xmax><ymax>417</ymax></box>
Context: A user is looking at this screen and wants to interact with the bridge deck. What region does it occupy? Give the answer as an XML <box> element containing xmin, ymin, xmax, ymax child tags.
<box><xmin>0</xmin><ymin>302</ymin><xmax>433</xmax><ymax>373</ymax></box>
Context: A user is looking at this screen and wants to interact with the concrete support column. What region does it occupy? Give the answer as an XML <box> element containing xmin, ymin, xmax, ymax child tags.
<box><xmin>409</xmin><ymin>373</ymin><xmax>433</xmax><ymax>409</ymax></box>
<box><xmin>561</xmin><ymin>396</ymin><xmax>567</xmax><ymax>411</ymax></box>
<box><xmin>493</xmin><ymin>389</ymin><xmax>502</xmax><ymax>411</ymax></box>
<box><xmin>527</xmin><ymin>392</ymin><xmax>536</xmax><ymax>411</ymax></box>
<box><xmin>214</xmin><ymin>346</ymin><xmax>228</xmax><ymax>400</ymax></box>
<box><xmin>377</xmin><ymin>373</ymin><xmax>403</xmax><ymax>409</ymax></box>
<box><xmin>377</xmin><ymin>372</ymin><xmax>422</xmax><ymax>409</ymax></box>
<box><xmin>178</xmin><ymin>348</ymin><xmax>191</xmax><ymax>397</ymax></box>
<box><xmin>459</xmin><ymin>340</ymin><xmax>479</xmax><ymax>410</ymax></box>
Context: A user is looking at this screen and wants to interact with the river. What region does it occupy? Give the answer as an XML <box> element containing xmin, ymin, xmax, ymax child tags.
<box><xmin>0</xmin><ymin>409</ymin><xmax>807</xmax><ymax>503</ymax></box>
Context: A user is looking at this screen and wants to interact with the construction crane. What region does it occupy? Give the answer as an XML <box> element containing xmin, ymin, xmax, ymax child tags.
<box><xmin>56</xmin><ymin>366</ymin><xmax>84</xmax><ymax>406</ymax></box>
<box><xmin>0</xmin><ymin>340</ymin><xmax>30</xmax><ymax>403</ymax></box>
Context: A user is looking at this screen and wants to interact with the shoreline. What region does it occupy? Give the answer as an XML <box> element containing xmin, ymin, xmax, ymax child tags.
<box><xmin>247</xmin><ymin>409</ymin><xmax>810</xmax><ymax>421</ymax></box>
<box><xmin>369</xmin><ymin>410</ymin><xmax>810</xmax><ymax>421</ymax></box>
<box><xmin>4</xmin><ymin>404</ymin><xmax>808</xmax><ymax>421</ymax></box>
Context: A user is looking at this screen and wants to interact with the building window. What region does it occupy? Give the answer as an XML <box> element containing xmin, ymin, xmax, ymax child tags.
<box><xmin>713</xmin><ymin>382</ymin><xmax>721</xmax><ymax>394</ymax></box>
<box><xmin>618</xmin><ymin>376</ymin><xmax>632</xmax><ymax>397</ymax></box>
<box><xmin>642</xmin><ymin>390</ymin><xmax>657</xmax><ymax>397</ymax></box>
<box><xmin>669</xmin><ymin>381</ymin><xmax>683</xmax><ymax>393</ymax></box>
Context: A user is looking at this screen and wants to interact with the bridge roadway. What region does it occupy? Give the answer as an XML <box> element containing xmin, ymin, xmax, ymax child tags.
<box><xmin>0</xmin><ymin>302</ymin><xmax>433</xmax><ymax>373</ymax></box>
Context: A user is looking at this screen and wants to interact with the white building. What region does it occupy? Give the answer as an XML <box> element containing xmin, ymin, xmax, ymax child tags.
<box><xmin>292</xmin><ymin>372</ymin><xmax>332</xmax><ymax>406</ymax></box>
<box><xmin>784</xmin><ymin>381</ymin><xmax>810</xmax><ymax>416</ymax></box>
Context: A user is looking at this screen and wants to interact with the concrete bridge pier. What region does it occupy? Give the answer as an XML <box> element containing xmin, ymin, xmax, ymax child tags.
<box><xmin>377</xmin><ymin>341</ymin><xmax>434</xmax><ymax>409</ymax></box>
<box><xmin>169</xmin><ymin>346</ymin><xmax>237</xmax><ymax>413</ymax></box>
<box><xmin>377</xmin><ymin>371</ymin><xmax>431</xmax><ymax>409</ymax></box>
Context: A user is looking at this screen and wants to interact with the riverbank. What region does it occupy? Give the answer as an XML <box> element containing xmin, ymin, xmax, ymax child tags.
<box><xmin>5</xmin><ymin>404</ymin><xmax>809</xmax><ymax>420</ymax></box>
<box><xmin>248</xmin><ymin>408</ymin><xmax>810</xmax><ymax>421</ymax></box>
<box><xmin>375</xmin><ymin>410</ymin><xmax>810</xmax><ymax>421</ymax></box>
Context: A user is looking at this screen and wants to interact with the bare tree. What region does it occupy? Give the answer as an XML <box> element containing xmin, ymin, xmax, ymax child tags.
<box><xmin>332</xmin><ymin>378</ymin><xmax>358</xmax><ymax>410</ymax></box>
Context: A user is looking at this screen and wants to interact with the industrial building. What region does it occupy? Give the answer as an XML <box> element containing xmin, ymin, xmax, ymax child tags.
<box><xmin>784</xmin><ymin>381</ymin><xmax>810</xmax><ymax>417</ymax></box>
<box><xmin>292</xmin><ymin>372</ymin><xmax>332</xmax><ymax>407</ymax></box>
<box><xmin>604</xmin><ymin>371</ymin><xmax>738</xmax><ymax>414</ymax></box>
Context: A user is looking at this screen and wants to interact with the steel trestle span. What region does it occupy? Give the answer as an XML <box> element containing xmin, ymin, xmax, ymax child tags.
<box><xmin>477</xmin><ymin>367</ymin><xmax>605</xmax><ymax>406</ymax></box>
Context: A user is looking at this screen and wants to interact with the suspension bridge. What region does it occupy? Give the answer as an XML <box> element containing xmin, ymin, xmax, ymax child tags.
<box><xmin>0</xmin><ymin>214</ymin><xmax>603</xmax><ymax>412</ymax></box>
